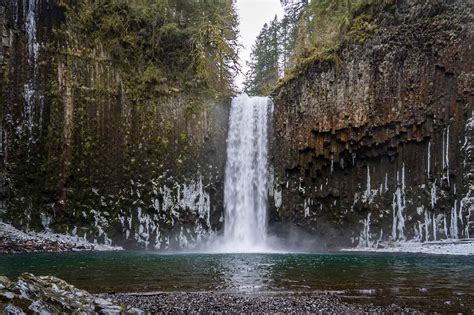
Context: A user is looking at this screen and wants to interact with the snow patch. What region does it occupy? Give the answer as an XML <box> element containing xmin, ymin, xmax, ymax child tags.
<box><xmin>342</xmin><ymin>239</ymin><xmax>474</xmax><ymax>256</ymax></box>
<box><xmin>0</xmin><ymin>222</ymin><xmax>123</xmax><ymax>251</ymax></box>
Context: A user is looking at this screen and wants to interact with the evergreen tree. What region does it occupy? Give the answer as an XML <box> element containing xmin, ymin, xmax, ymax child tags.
<box><xmin>245</xmin><ymin>0</ymin><xmax>382</xmax><ymax>94</ymax></box>
<box><xmin>278</xmin><ymin>15</ymin><xmax>297</xmax><ymax>73</ymax></box>
<box><xmin>243</xmin><ymin>16</ymin><xmax>280</xmax><ymax>95</ymax></box>
<box><xmin>280</xmin><ymin>0</ymin><xmax>309</xmax><ymax>21</ymax></box>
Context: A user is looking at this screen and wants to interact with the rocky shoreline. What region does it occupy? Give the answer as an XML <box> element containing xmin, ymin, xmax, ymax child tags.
<box><xmin>0</xmin><ymin>272</ymin><xmax>419</xmax><ymax>314</ymax></box>
<box><xmin>0</xmin><ymin>273</ymin><xmax>418</xmax><ymax>314</ymax></box>
<box><xmin>5</xmin><ymin>272</ymin><xmax>471</xmax><ymax>314</ymax></box>
<box><xmin>0</xmin><ymin>273</ymin><xmax>140</xmax><ymax>314</ymax></box>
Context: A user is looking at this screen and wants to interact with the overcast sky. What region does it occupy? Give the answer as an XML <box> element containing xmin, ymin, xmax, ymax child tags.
<box><xmin>235</xmin><ymin>0</ymin><xmax>284</xmax><ymax>90</ymax></box>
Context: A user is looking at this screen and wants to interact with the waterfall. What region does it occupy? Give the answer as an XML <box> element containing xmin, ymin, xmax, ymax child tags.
<box><xmin>220</xmin><ymin>94</ymin><xmax>273</xmax><ymax>252</ymax></box>
<box><xmin>23</xmin><ymin>0</ymin><xmax>43</xmax><ymax>146</ymax></box>
<box><xmin>25</xmin><ymin>0</ymin><xmax>39</xmax><ymax>61</ymax></box>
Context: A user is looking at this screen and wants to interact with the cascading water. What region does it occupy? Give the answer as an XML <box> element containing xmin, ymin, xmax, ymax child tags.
<box><xmin>218</xmin><ymin>94</ymin><xmax>273</xmax><ymax>252</ymax></box>
<box><xmin>23</xmin><ymin>0</ymin><xmax>43</xmax><ymax>146</ymax></box>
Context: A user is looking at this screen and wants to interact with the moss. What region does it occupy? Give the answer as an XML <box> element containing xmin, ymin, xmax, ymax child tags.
<box><xmin>2</xmin><ymin>0</ymin><xmax>235</xmax><ymax>238</ymax></box>
<box><xmin>347</xmin><ymin>13</ymin><xmax>377</xmax><ymax>43</ymax></box>
<box><xmin>273</xmin><ymin>0</ymin><xmax>395</xmax><ymax>93</ymax></box>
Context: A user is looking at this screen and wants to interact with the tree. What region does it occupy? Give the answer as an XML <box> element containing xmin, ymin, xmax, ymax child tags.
<box><xmin>243</xmin><ymin>16</ymin><xmax>280</xmax><ymax>95</ymax></box>
<box><xmin>280</xmin><ymin>0</ymin><xmax>309</xmax><ymax>22</ymax></box>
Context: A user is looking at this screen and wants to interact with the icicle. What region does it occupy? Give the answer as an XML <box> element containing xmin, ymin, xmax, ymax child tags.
<box><xmin>304</xmin><ymin>198</ymin><xmax>310</xmax><ymax>217</ymax></box>
<box><xmin>392</xmin><ymin>197</ymin><xmax>397</xmax><ymax>240</ymax></box>
<box><xmin>414</xmin><ymin>222</ymin><xmax>422</xmax><ymax>242</ymax></box>
<box><xmin>465</xmin><ymin>202</ymin><xmax>471</xmax><ymax>239</ymax></box>
<box><xmin>423</xmin><ymin>208</ymin><xmax>430</xmax><ymax>242</ymax></box>
<box><xmin>376</xmin><ymin>229</ymin><xmax>383</xmax><ymax>248</ymax></box>
<box><xmin>395</xmin><ymin>188</ymin><xmax>405</xmax><ymax>240</ymax></box>
<box><xmin>274</xmin><ymin>189</ymin><xmax>282</xmax><ymax>208</ymax></box>
<box><xmin>446</xmin><ymin>126</ymin><xmax>450</xmax><ymax>186</ymax></box>
<box><xmin>450</xmin><ymin>200</ymin><xmax>458</xmax><ymax>239</ymax></box>
<box><xmin>362</xmin><ymin>164</ymin><xmax>372</xmax><ymax>203</ymax></box>
<box><xmin>443</xmin><ymin>213</ymin><xmax>448</xmax><ymax>238</ymax></box>
<box><xmin>442</xmin><ymin>129</ymin><xmax>446</xmax><ymax>171</ymax></box>
<box><xmin>427</xmin><ymin>140</ymin><xmax>431</xmax><ymax>178</ymax></box>
<box><xmin>358</xmin><ymin>213</ymin><xmax>372</xmax><ymax>248</ymax></box>
<box><xmin>401</xmin><ymin>163</ymin><xmax>406</xmax><ymax>193</ymax></box>
<box><xmin>392</xmin><ymin>188</ymin><xmax>406</xmax><ymax>241</ymax></box>
<box><xmin>431</xmin><ymin>181</ymin><xmax>437</xmax><ymax>208</ymax></box>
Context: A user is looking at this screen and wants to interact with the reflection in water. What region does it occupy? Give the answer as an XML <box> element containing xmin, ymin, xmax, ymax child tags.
<box><xmin>218</xmin><ymin>255</ymin><xmax>273</xmax><ymax>292</ymax></box>
<box><xmin>0</xmin><ymin>251</ymin><xmax>472</xmax><ymax>309</ymax></box>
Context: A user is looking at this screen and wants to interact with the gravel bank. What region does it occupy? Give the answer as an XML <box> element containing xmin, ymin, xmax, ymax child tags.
<box><xmin>105</xmin><ymin>292</ymin><xmax>418</xmax><ymax>314</ymax></box>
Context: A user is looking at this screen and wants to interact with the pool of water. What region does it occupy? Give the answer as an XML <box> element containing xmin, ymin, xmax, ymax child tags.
<box><xmin>1</xmin><ymin>251</ymin><xmax>473</xmax><ymax>309</ymax></box>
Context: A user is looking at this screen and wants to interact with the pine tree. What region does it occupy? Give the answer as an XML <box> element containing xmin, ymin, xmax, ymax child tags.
<box><xmin>243</xmin><ymin>16</ymin><xmax>280</xmax><ymax>95</ymax></box>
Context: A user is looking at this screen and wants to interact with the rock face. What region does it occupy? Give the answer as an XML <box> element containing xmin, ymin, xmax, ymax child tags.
<box><xmin>0</xmin><ymin>1</ymin><xmax>230</xmax><ymax>249</ymax></box>
<box><xmin>271</xmin><ymin>0</ymin><xmax>474</xmax><ymax>248</ymax></box>
<box><xmin>0</xmin><ymin>273</ymin><xmax>140</xmax><ymax>313</ymax></box>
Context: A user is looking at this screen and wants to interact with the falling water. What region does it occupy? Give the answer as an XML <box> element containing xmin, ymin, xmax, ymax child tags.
<box><xmin>219</xmin><ymin>94</ymin><xmax>273</xmax><ymax>252</ymax></box>
<box><xmin>25</xmin><ymin>0</ymin><xmax>39</xmax><ymax>61</ymax></box>
<box><xmin>23</xmin><ymin>0</ymin><xmax>42</xmax><ymax>145</ymax></box>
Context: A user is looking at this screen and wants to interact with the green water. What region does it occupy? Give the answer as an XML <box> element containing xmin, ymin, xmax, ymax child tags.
<box><xmin>1</xmin><ymin>251</ymin><xmax>473</xmax><ymax>309</ymax></box>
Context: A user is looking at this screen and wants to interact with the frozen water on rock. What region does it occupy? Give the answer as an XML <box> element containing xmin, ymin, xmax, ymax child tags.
<box><xmin>0</xmin><ymin>222</ymin><xmax>122</xmax><ymax>251</ymax></box>
<box><xmin>274</xmin><ymin>189</ymin><xmax>282</xmax><ymax>209</ymax></box>
<box><xmin>343</xmin><ymin>239</ymin><xmax>474</xmax><ymax>256</ymax></box>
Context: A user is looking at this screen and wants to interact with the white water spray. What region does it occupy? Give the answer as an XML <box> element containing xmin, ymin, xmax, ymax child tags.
<box><xmin>219</xmin><ymin>94</ymin><xmax>273</xmax><ymax>252</ymax></box>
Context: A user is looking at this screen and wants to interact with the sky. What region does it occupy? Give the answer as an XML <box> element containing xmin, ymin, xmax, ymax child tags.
<box><xmin>235</xmin><ymin>0</ymin><xmax>285</xmax><ymax>90</ymax></box>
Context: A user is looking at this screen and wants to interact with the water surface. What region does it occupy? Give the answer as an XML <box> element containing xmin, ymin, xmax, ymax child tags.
<box><xmin>1</xmin><ymin>251</ymin><xmax>472</xmax><ymax>310</ymax></box>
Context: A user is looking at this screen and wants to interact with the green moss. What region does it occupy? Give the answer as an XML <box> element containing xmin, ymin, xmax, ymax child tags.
<box><xmin>347</xmin><ymin>13</ymin><xmax>377</xmax><ymax>43</ymax></box>
<box><xmin>179</xmin><ymin>132</ymin><xmax>189</xmax><ymax>143</ymax></box>
<box><xmin>274</xmin><ymin>0</ymin><xmax>394</xmax><ymax>92</ymax></box>
<box><xmin>2</xmin><ymin>0</ymin><xmax>238</xmax><ymax>235</ymax></box>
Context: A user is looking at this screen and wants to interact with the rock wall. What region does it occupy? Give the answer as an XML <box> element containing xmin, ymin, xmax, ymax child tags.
<box><xmin>0</xmin><ymin>0</ymin><xmax>230</xmax><ymax>249</ymax></box>
<box><xmin>271</xmin><ymin>0</ymin><xmax>474</xmax><ymax>248</ymax></box>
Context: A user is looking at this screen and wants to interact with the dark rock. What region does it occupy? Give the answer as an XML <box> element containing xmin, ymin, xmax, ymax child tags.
<box><xmin>0</xmin><ymin>273</ymin><xmax>141</xmax><ymax>314</ymax></box>
<box><xmin>270</xmin><ymin>0</ymin><xmax>474</xmax><ymax>248</ymax></box>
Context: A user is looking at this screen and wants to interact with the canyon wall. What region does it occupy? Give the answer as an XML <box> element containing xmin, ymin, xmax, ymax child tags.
<box><xmin>0</xmin><ymin>0</ymin><xmax>230</xmax><ymax>249</ymax></box>
<box><xmin>271</xmin><ymin>0</ymin><xmax>474</xmax><ymax>248</ymax></box>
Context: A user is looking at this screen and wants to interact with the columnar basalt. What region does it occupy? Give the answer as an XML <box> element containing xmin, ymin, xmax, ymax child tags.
<box><xmin>271</xmin><ymin>0</ymin><xmax>474</xmax><ymax>248</ymax></box>
<box><xmin>0</xmin><ymin>0</ymin><xmax>231</xmax><ymax>249</ymax></box>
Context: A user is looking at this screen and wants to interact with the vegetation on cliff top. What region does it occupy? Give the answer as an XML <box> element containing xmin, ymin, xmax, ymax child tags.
<box><xmin>244</xmin><ymin>0</ymin><xmax>394</xmax><ymax>95</ymax></box>
<box><xmin>57</xmin><ymin>0</ymin><xmax>240</xmax><ymax>98</ymax></box>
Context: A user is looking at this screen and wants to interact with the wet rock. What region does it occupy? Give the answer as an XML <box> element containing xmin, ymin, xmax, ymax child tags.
<box><xmin>271</xmin><ymin>0</ymin><xmax>474</xmax><ymax>248</ymax></box>
<box><xmin>0</xmin><ymin>273</ymin><xmax>141</xmax><ymax>314</ymax></box>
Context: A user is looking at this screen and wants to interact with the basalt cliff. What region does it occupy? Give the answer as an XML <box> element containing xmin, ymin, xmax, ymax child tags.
<box><xmin>1</xmin><ymin>0</ymin><xmax>473</xmax><ymax>251</ymax></box>
<box><xmin>0</xmin><ymin>0</ymin><xmax>233</xmax><ymax>249</ymax></box>
<box><xmin>271</xmin><ymin>0</ymin><xmax>474</xmax><ymax>248</ymax></box>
